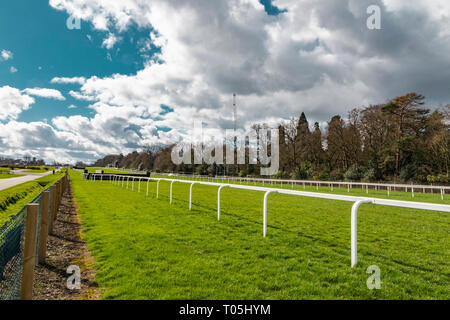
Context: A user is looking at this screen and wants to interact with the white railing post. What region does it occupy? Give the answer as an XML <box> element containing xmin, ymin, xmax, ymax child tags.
<box><xmin>217</xmin><ymin>185</ymin><xmax>229</xmax><ymax>220</ymax></box>
<box><xmin>146</xmin><ymin>179</ymin><xmax>150</xmax><ymax>196</ymax></box>
<box><xmin>263</xmin><ymin>190</ymin><xmax>277</xmax><ymax>237</ymax></box>
<box><xmin>139</xmin><ymin>178</ymin><xmax>142</xmax><ymax>192</ymax></box>
<box><xmin>351</xmin><ymin>199</ymin><xmax>372</xmax><ymax>267</ymax></box>
<box><xmin>170</xmin><ymin>181</ymin><xmax>174</xmax><ymax>204</ymax></box>
<box><xmin>157</xmin><ymin>180</ymin><xmax>161</xmax><ymax>199</ymax></box>
<box><xmin>189</xmin><ymin>182</ymin><xmax>197</xmax><ymax>210</ymax></box>
<box><xmin>122</xmin><ymin>176</ymin><xmax>124</xmax><ymax>188</ymax></box>
<box><xmin>127</xmin><ymin>177</ymin><xmax>129</xmax><ymax>189</ymax></box>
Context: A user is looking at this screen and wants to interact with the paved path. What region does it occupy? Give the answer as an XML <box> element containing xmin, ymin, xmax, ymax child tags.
<box><xmin>0</xmin><ymin>170</ymin><xmax>58</xmax><ymax>191</ymax></box>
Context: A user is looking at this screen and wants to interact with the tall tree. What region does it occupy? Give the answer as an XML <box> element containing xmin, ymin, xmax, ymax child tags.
<box><xmin>309</xmin><ymin>122</ymin><xmax>324</xmax><ymax>170</ymax></box>
<box><xmin>382</xmin><ymin>92</ymin><xmax>430</xmax><ymax>176</ymax></box>
<box><xmin>295</xmin><ymin>112</ymin><xmax>311</xmax><ymax>163</ymax></box>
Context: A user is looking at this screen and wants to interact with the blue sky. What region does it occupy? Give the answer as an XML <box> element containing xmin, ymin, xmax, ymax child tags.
<box><xmin>0</xmin><ymin>0</ymin><xmax>157</xmax><ymax>122</ymax></box>
<box><xmin>0</xmin><ymin>1</ymin><xmax>449</xmax><ymax>164</ymax></box>
<box><xmin>0</xmin><ymin>0</ymin><xmax>281</xmax><ymax>124</ymax></box>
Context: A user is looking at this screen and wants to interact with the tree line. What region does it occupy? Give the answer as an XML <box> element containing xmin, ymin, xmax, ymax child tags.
<box><xmin>93</xmin><ymin>92</ymin><xmax>450</xmax><ymax>184</ymax></box>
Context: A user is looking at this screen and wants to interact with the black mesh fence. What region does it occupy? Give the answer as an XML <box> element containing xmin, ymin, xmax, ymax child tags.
<box><xmin>0</xmin><ymin>206</ymin><xmax>26</xmax><ymax>300</ymax></box>
<box><xmin>0</xmin><ymin>185</ymin><xmax>54</xmax><ymax>300</ymax></box>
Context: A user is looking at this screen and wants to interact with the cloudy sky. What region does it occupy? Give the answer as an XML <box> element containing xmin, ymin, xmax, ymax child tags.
<box><xmin>0</xmin><ymin>0</ymin><xmax>449</xmax><ymax>164</ymax></box>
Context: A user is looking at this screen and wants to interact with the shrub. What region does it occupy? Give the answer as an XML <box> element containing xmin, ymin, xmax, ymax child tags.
<box><xmin>427</xmin><ymin>174</ymin><xmax>449</xmax><ymax>184</ymax></box>
<box><xmin>238</xmin><ymin>170</ymin><xmax>247</xmax><ymax>177</ymax></box>
<box><xmin>399</xmin><ymin>164</ymin><xmax>417</xmax><ymax>182</ymax></box>
<box><xmin>416</xmin><ymin>174</ymin><xmax>427</xmax><ymax>183</ymax></box>
<box><xmin>344</xmin><ymin>164</ymin><xmax>363</xmax><ymax>181</ymax></box>
<box><xmin>330</xmin><ymin>169</ymin><xmax>344</xmax><ymax>181</ymax></box>
<box><xmin>291</xmin><ymin>163</ymin><xmax>312</xmax><ymax>180</ymax></box>
<box><xmin>313</xmin><ymin>171</ymin><xmax>330</xmax><ymax>181</ymax></box>
<box><xmin>361</xmin><ymin>168</ymin><xmax>376</xmax><ymax>182</ymax></box>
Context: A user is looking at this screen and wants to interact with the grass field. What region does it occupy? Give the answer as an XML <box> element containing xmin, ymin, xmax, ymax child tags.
<box><xmin>70</xmin><ymin>170</ymin><xmax>449</xmax><ymax>299</ymax></box>
<box><xmin>0</xmin><ymin>172</ymin><xmax>65</xmax><ymax>225</ymax></box>
<box><xmin>152</xmin><ymin>174</ymin><xmax>450</xmax><ymax>205</ymax></box>
<box><xmin>86</xmin><ymin>168</ymin><xmax>140</xmax><ymax>174</ymax></box>
<box><xmin>0</xmin><ymin>173</ymin><xmax>21</xmax><ymax>179</ymax></box>
<box><xmin>22</xmin><ymin>169</ymin><xmax>50</xmax><ymax>173</ymax></box>
<box><xmin>21</xmin><ymin>166</ymin><xmax>54</xmax><ymax>173</ymax></box>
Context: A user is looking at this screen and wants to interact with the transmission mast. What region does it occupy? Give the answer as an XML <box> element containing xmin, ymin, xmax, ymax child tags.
<box><xmin>233</xmin><ymin>93</ymin><xmax>237</xmax><ymax>149</ymax></box>
<box><xmin>233</xmin><ymin>93</ymin><xmax>237</xmax><ymax>133</ymax></box>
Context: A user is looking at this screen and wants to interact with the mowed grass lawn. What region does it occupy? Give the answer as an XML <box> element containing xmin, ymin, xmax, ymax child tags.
<box><xmin>86</xmin><ymin>168</ymin><xmax>141</xmax><ymax>174</ymax></box>
<box><xmin>0</xmin><ymin>172</ymin><xmax>65</xmax><ymax>225</ymax></box>
<box><xmin>70</xmin><ymin>171</ymin><xmax>450</xmax><ymax>299</ymax></box>
<box><xmin>0</xmin><ymin>173</ymin><xmax>21</xmax><ymax>179</ymax></box>
<box><xmin>153</xmin><ymin>174</ymin><xmax>450</xmax><ymax>205</ymax></box>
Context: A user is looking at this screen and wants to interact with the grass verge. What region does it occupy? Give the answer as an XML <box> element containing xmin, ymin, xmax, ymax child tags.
<box><xmin>0</xmin><ymin>173</ymin><xmax>22</xmax><ymax>179</ymax></box>
<box><xmin>0</xmin><ymin>172</ymin><xmax>65</xmax><ymax>225</ymax></box>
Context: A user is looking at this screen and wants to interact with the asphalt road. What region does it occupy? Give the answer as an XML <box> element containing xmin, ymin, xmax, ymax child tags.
<box><xmin>0</xmin><ymin>170</ymin><xmax>58</xmax><ymax>191</ymax></box>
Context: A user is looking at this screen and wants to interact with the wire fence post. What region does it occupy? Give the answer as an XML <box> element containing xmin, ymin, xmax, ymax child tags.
<box><xmin>20</xmin><ymin>204</ymin><xmax>39</xmax><ymax>300</ymax></box>
<box><xmin>48</xmin><ymin>186</ymin><xmax>57</xmax><ymax>235</ymax></box>
<box><xmin>38</xmin><ymin>191</ymin><xmax>50</xmax><ymax>264</ymax></box>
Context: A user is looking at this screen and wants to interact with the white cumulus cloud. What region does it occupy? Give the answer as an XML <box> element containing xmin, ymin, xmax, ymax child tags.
<box><xmin>51</xmin><ymin>76</ymin><xmax>87</xmax><ymax>85</ymax></box>
<box><xmin>22</xmin><ymin>88</ymin><xmax>66</xmax><ymax>101</ymax></box>
<box><xmin>0</xmin><ymin>86</ymin><xmax>35</xmax><ymax>121</ymax></box>
<box><xmin>102</xmin><ymin>33</ymin><xmax>121</xmax><ymax>49</ymax></box>
<box><xmin>1</xmin><ymin>49</ymin><xmax>13</xmax><ymax>61</ymax></box>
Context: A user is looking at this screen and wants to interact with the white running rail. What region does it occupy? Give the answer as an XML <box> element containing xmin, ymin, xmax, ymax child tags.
<box><xmin>154</xmin><ymin>172</ymin><xmax>449</xmax><ymax>200</ymax></box>
<box><xmin>87</xmin><ymin>173</ymin><xmax>450</xmax><ymax>267</ymax></box>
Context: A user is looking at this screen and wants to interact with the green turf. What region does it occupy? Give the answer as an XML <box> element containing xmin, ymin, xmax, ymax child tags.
<box><xmin>0</xmin><ymin>173</ymin><xmax>21</xmax><ymax>179</ymax></box>
<box><xmin>86</xmin><ymin>168</ymin><xmax>141</xmax><ymax>174</ymax></box>
<box><xmin>153</xmin><ymin>174</ymin><xmax>450</xmax><ymax>205</ymax></box>
<box><xmin>70</xmin><ymin>170</ymin><xmax>450</xmax><ymax>300</ymax></box>
<box><xmin>0</xmin><ymin>172</ymin><xmax>65</xmax><ymax>225</ymax></box>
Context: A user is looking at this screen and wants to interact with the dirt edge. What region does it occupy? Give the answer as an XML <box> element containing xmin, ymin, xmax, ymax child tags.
<box><xmin>33</xmin><ymin>178</ymin><xmax>102</xmax><ymax>300</ymax></box>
